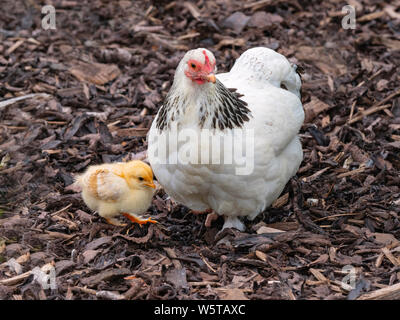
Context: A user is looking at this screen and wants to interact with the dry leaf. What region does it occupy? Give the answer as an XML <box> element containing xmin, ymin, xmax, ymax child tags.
<box><xmin>69</xmin><ymin>61</ymin><xmax>121</xmax><ymax>85</ymax></box>
<box><xmin>257</xmin><ymin>226</ymin><xmax>285</xmax><ymax>235</ymax></box>
<box><xmin>219</xmin><ymin>288</ymin><xmax>249</xmax><ymax>300</ymax></box>
<box><xmin>304</xmin><ymin>96</ymin><xmax>332</xmax><ymax>122</ymax></box>
<box><xmin>222</xmin><ymin>12</ymin><xmax>250</xmax><ymax>34</ymax></box>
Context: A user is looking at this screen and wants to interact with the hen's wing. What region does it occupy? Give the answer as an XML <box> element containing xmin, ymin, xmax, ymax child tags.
<box><xmin>77</xmin><ymin>167</ymin><xmax>126</xmax><ymax>201</ymax></box>
<box><xmin>216</xmin><ymin>48</ymin><xmax>304</xmax><ymax>157</ymax></box>
<box><xmin>219</xmin><ymin>47</ymin><xmax>302</xmax><ymax>98</ymax></box>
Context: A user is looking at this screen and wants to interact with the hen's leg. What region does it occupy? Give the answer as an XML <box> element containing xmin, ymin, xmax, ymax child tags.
<box><xmin>122</xmin><ymin>213</ymin><xmax>157</xmax><ymax>227</ymax></box>
<box><xmin>205</xmin><ymin>212</ymin><xmax>219</xmax><ymax>227</ymax></box>
<box><xmin>222</xmin><ymin>216</ymin><xmax>245</xmax><ymax>231</ymax></box>
<box><xmin>191</xmin><ymin>208</ymin><xmax>213</xmax><ymax>215</ymax></box>
<box><xmin>191</xmin><ymin>209</ymin><xmax>218</xmax><ymax>227</ymax></box>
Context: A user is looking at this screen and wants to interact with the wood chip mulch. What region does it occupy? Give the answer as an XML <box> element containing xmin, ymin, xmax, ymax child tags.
<box><xmin>0</xmin><ymin>0</ymin><xmax>400</xmax><ymax>300</ymax></box>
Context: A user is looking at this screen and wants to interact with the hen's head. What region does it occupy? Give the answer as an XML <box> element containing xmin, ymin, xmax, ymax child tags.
<box><xmin>177</xmin><ymin>48</ymin><xmax>217</xmax><ymax>85</ymax></box>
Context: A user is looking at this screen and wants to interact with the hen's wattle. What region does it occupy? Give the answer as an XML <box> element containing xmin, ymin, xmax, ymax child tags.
<box><xmin>148</xmin><ymin>47</ymin><xmax>304</xmax><ymax>231</ymax></box>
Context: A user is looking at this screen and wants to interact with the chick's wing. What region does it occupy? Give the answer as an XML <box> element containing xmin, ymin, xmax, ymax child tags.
<box><xmin>84</xmin><ymin>168</ymin><xmax>126</xmax><ymax>201</ymax></box>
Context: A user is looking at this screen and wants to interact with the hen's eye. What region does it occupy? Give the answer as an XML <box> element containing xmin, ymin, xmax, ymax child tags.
<box><xmin>188</xmin><ymin>61</ymin><xmax>199</xmax><ymax>70</ymax></box>
<box><xmin>138</xmin><ymin>177</ymin><xmax>144</xmax><ymax>181</ymax></box>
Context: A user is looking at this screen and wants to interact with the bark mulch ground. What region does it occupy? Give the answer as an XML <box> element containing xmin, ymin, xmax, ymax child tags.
<box><xmin>1</xmin><ymin>0</ymin><xmax>400</xmax><ymax>300</ymax></box>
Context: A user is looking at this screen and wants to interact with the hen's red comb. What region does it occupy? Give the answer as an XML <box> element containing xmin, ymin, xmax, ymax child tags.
<box><xmin>202</xmin><ymin>50</ymin><xmax>213</xmax><ymax>73</ymax></box>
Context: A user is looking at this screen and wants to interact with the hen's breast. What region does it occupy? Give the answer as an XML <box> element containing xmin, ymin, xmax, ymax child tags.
<box><xmin>150</xmin><ymin>136</ymin><xmax>302</xmax><ymax>219</ymax></box>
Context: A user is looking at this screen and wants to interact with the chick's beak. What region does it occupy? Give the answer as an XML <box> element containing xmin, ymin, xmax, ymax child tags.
<box><xmin>205</xmin><ymin>73</ymin><xmax>216</xmax><ymax>83</ymax></box>
<box><xmin>144</xmin><ymin>181</ymin><xmax>156</xmax><ymax>189</ymax></box>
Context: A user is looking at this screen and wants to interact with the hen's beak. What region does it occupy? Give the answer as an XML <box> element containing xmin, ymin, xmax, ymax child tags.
<box><xmin>205</xmin><ymin>73</ymin><xmax>216</xmax><ymax>83</ymax></box>
<box><xmin>144</xmin><ymin>181</ymin><xmax>156</xmax><ymax>189</ymax></box>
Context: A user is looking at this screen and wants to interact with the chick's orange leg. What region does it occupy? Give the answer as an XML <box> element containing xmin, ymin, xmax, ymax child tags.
<box><xmin>122</xmin><ymin>213</ymin><xmax>157</xmax><ymax>227</ymax></box>
<box><xmin>105</xmin><ymin>217</ymin><xmax>127</xmax><ymax>227</ymax></box>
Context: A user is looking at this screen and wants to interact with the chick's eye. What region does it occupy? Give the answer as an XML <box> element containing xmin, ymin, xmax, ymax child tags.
<box><xmin>138</xmin><ymin>177</ymin><xmax>144</xmax><ymax>181</ymax></box>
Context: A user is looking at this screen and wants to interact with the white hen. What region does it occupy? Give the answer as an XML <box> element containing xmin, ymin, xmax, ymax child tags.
<box><xmin>148</xmin><ymin>47</ymin><xmax>304</xmax><ymax>231</ymax></box>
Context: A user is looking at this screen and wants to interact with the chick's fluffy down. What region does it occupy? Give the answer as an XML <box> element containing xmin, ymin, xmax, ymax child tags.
<box><xmin>76</xmin><ymin>162</ymin><xmax>155</xmax><ymax>220</ymax></box>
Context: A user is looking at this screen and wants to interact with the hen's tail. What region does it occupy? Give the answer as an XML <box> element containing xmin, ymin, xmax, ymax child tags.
<box><xmin>230</xmin><ymin>47</ymin><xmax>302</xmax><ymax>99</ymax></box>
<box><xmin>281</xmin><ymin>63</ymin><xmax>302</xmax><ymax>99</ymax></box>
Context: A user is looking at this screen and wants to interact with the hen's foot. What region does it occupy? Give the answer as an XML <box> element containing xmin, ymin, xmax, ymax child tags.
<box><xmin>122</xmin><ymin>213</ymin><xmax>157</xmax><ymax>227</ymax></box>
<box><xmin>191</xmin><ymin>208</ymin><xmax>213</xmax><ymax>215</ymax></box>
<box><xmin>222</xmin><ymin>216</ymin><xmax>245</xmax><ymax>231</ymax></box>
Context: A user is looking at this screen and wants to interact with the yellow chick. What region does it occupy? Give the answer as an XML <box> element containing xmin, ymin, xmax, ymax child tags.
<box><xmin>76</xmin><ymin>160</ymin><xmax>157</xmax><ymax>226</ymax></box>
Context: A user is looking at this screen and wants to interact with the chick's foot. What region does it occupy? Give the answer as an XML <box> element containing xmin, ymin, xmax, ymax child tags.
<box><xmin>105</xmin><ymin>217</ymin><xmax>127</xmax><ymax>227</ymax></box>
<box><xmin>122</xmin><ymin>213</ymin><xmax>157</xmax><ymax>227</ymax></box>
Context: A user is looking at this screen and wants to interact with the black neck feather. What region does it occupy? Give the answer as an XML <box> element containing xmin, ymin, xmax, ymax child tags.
<box><xmin>156</xmin><ymin>79</ymin><xmax>252</xmax><ymax>131</ymax></box>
